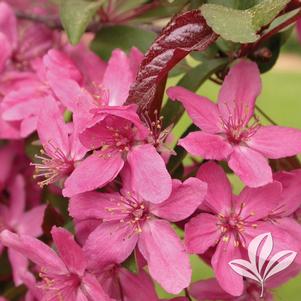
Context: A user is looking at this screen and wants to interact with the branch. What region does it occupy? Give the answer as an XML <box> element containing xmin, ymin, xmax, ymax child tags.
<box><xmin>15</xmin><ymin>10</ymin><xmax>62</xmax><ymax>29</ymax></box>
<box><xmin>15</xmin><ymin>10</ymin><xmax>162</xmax><ymax>34</ymax></box>
<box><xmin>185</xmin><ymin>288</ymin><xmax>193</xmax><ymax>301</ymax></box>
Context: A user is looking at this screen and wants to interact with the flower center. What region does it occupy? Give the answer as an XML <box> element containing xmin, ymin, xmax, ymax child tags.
<box><xmin>217</xmin><ymin>203</ymin><xmax>257</xmax><ymax>247</ymax></box>
<box><xmin>100</xmin><ymin>122</ymin><xmax>138</xmax><ymax>157</ymax></box>
<box><xmin>105</xmin><ymin>191</ymin><xmax>150</xmax><ymax>234</ymax></box>
<box><xmin>31</xmin><ymin>143</ymin><xmax>74</xmax><ymax>187</ymax></box>
<box><xmin>86</xmin><ymin>82</ymin><xmax>109</xmax><ymax>106</ymax></box>
<box><xmin>221</xmin><ymin>102</ymin><xmax>260</xmax><ymax>145</ymax></box>
<box><xmin>38</xmin><ymin>269</ymin><xmax>81</xmax><ymax>299</ymax></box>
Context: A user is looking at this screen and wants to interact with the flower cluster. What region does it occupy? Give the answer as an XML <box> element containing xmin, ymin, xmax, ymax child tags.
<box><xmin>0</xmin><ymin>1</ymin><xmax>301</xmax><ymax>301</ymax></box>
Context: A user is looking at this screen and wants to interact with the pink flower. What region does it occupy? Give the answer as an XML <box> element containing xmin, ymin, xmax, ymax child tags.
<box><xmin>69</xmin><ymin>167</ymin><xmax>207</xmax><ymax>294</ymax></box>
<box><xmin>0</xmin><ymin>2</ymin><xmax>59</xmax><ymax>137</ymax></box>
<box><xmin>0</xmin><ymin>227</ymin><xmax>112</xmax><ymax>301</ymax></box>
<box><xmin>0</xmin><ymin>2</ymin><xmax>57</xmax><ymax>73</ymax></box>
<box><xmin>32</xmin><ymin>97</ymin><xmax>87</xmax><ymax>187</ymax></box>
<box><xmin>63</xmin><ymin>105</ymin><xmax>172</xmax><ymax>204</ymax></box>
<box><xmin>45</xmin><ymin>47</ymin><xmax>143</xmax><ymax>132</ymax></box>
<box><xmin>184</xmin><ymin>162</ymin><xmax>301</xmax><ymax>296</ymax></box>
<box><xmin>0</xmin><ymin>174</ymin><xmax>45</xmax><ymax>285</ymax></box>
<box><xmin>167</xmin><ymin>60</ymin><xmax>301</xmax><ymax>187</ymax></box>
<box><xmin>190</xmin><ymin>278</ymin><xmax>273</xmax><ymax>301</ymax></box>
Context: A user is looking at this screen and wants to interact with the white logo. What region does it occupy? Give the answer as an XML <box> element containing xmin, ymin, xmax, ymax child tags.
<box><xmin>229</xmin><ymin>232</ymin><xmax>297</xmax><ymax>297</ymax></box>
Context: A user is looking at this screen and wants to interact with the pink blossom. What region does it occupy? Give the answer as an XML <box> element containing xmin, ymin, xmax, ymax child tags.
<box><xmin>31</xmin><ymin>97</ymin><xmax>87</xmax><ymax>187</ymax></box>
<box><xmin>63</xmin><ymin>105</ymin><xmax>172</xmax><ymax>204</ymax></box>
<box><xmin>0</xmin><ymin>2</ymin><xmax>57</xmax><ymax>73</ymax></box>
<box><xmin>0</xmin><ymin>227</ymin><xmax>112</xmax><ymax>301</ymax></box>
<box><xmin>0</xmin><ymin>2</ymin><xmax>59</xmax><ymax>137</ymax></box>
<box><xmin>69</xmin><ymin>167</ymin><xmax>207</xmax><ymax>294</ymax></box>
<box><xmin>167</xmin><ymin>60</ymin><xmax>301</xmax><ymax>187</ymax></box>
<box><xmin>0</xmin><ymin>174</ymin><xmax>45</xmax><ymax>285</ymax></box>
<box><xmin>44</xmin><ymin>47</ymin><xmax>143</xmax><ymax>132</ymax></box>
<box><xmin>184</xmin><ymin>162</ymin><xmax>301</xmax><ymax>296</ymax></box>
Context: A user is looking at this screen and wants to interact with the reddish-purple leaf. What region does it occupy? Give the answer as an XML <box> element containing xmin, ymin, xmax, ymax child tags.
<box><xmin>42</xmin><ymin>203</ymin><xmax>65</xmax><ymax>240</ymax></box>
<box><xmin>126</xmin><ymin>10</ymin><xmax>218</xmax><ymax>112</ymax></box>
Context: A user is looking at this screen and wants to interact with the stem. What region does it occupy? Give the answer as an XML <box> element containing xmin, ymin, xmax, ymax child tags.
<box><xmin>15</xmin><ymin>10</ymin><xmax>162</xmax><ymax>34</ymax></box>
<box><xmin>255</xmin><ymin>105</ymin><xmax>277</xmax><ymax>125</ymax></box>
<box><xmin>185</xmin><ymin>288</ymin><xmax>193</xmax><ymax>301</ymax></box>
<box><xmin>255</xmin><ymin>10</ymin><xmax>301</xmax><ymax>48</ymax></box>
<box><xmin>15</xmin><ymin>10</ymin><xmax>62</xmax><ymax>29</ymax></box>
<box><xmin>238</xmin><ymin>8</ymin><xmax>301</xmax><ymax>57</ymax></box>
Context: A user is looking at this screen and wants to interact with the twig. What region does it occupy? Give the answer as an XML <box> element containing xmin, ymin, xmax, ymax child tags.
<box><xmin>15</xmin><ymin>10</ymin><xmax>162</xmax><ymax>34</ymax></box>
<box><xmin>255</xmin><ymin>105</ymin><xmax>277</xmax><ymax>125</ymax></box>
<box><xmin>15</xmin><ymin>10</ymin><xmax>62</xmax><ymax>29</ymax></box>
<box><xmin>239</xmin><ymin>9</ymin><xmax>301</xmax><ymax>57</ymax></box>
<box><xmin>185</xmin><ymin>288</ymin><xmax>193</xmax><ymax>301</ymax></box>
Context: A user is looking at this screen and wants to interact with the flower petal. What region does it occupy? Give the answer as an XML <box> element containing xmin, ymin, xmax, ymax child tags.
<box><xmin>128</xmin><ymin>144</ymin><xmax>172</xmax><ymax>204</ymax></box>
<box><xmin>150</xmin><ymin>177</ymin><xmax>207</xmax><ymax>222</ymax></box>
<box><xmin>218</xmin><ymin>60</ymin><xmax>261</xmax><ymax>125</ymax></box>
<box><xmin>273</xmin><ymin>170</ymin><xmax>301</xmax><ymax>216</ymax></box>
<box><xmin>0</xmin><ymin>230</ymin><xmax>67</xmax><ymax>274</ymax></box>
<box><xmin>65</xmin><ymin>43</ymin><xmax>107</xmax><ymax>85</ymax></box>
<box><xmin>63</xmin><ymin>151</ymin><xmax>124</xmax><ymax>197</ymax></box>
<box><xmin>83</xmin><ymin>222</ymin><xmax>138</xmax><ymax>270</ymax></box>
<box><xmin>51</xmin><ymin>227</ymin><xmax>87</xmax><ymax>276</ymax></box>
<box><xmin>138</xmin><ymin>219</ymin><xmax>191</xmax><ymax>294</ymax></box>
<box><xmin>167</xmin><ymin>86</ymin><xmax>222</xmax><ymax>133</ymax></box>
<box><xmin>185</xmin><ymin>213</ymin><xmax>220</xmax><ymax>254</ymax></box>
<box><xmin>37</xmin><ymin>97</ymin><xmax>70</xmax><ymax>156</ymax></box>
<box><xmin>7</xmin><ymin>174</ymin><xmax>25</xmax><ymax>225</ymax></box>
<box><xmin>18</xmin><ymin>205</ymin><xmax>46</xmax><ymax>237</ymax></box>
<box><xmin>190</xmin><ymin>278</ymin><xmax>234</xmax><ymax>301</ymax></box>
<box><xmin>196</xmin><ymin>161</ymin><xmax>232</xmax><ymax>214</ymax></box>
<box><xmin>102</xmin><ymin>49</ymin><xmax>133</xmax><ymax>106</ymax></box>
<box><xmin>238</xmin><ymin>181</ymin><xmax>282</xmax><ymax>222</ymax></box>
<box><xmin>119</xmin><ymin>269</ymin><xmax>158</xmax><ymax>301</ymax></box>
<box><xmin>0</xmin><ymin>33</ymin><xmax>11</xmax><ymax>72</ymax></box>
<box><xmin>128</xmin><ymin>47</ymin><xmax>144</xmax><ymax>77</ymax></box>
<box><xmin>0</xmin><ymin>2</ymin><xmax>17</xmax><ymax>48</ymax></box>
<box><xmin>69</xmin><ymin>191</ymin><xmax>120</xmax><ymax>220</ymax></box>
<box><xmin>247</xmin><ymin>126</ymin><xmax>301</xmax><ymax>159</ymax></box>
<box><xmin>179</xmin><ymin>131</ymin><xmax>232</xmax><ymax>160</ymax></box>
<box><xmin>228</xmin><ymin>146</ymin><xmax>272</xmax><ymax>187</ymax></box>
<box><xmin>8</xmin><ymin>249</ymin><xmax>28</xmax><ymax>285</ymax></box>
<box><xmin>211</xmin><ymin>236</ymin><xmax>244</xmax><ymax>296</ymax></box>
<box><xmin>81</xmin><ymin>273</ymin><xmax>112</xmax><ymax>301</ymax></box>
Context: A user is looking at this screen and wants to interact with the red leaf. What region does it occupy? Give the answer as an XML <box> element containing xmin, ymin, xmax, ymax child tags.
<box><xmin>42</xmin><ymin>203</ymin><xmax>65</xmax><ymax>240</ymax></box>
<box><xmin>126</xmin><ymin>10</ymin><xmax>218</xmax><ymax>111</ymax></box>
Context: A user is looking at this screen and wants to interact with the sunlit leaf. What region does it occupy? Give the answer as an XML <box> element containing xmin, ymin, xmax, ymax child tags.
<box><xmin>60</xmin><ymin>0</ymin><xmax>105</xmax><ymax>45</ymax></box>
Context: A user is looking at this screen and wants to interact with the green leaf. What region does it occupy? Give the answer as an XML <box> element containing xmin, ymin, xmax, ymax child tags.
<box><xmin>201</xmin><ymin>0</ymin><xmax>291</xmax><ymax>43</ymax></box>
<box><xmin>122</xmin><ymin>252</ymin><xmax>138</xmax><ymax>273</ymax></box>
<box><xmin>91</xmin><ymin>25</ymin><xmax>156</xmax><ymax>60</ymax></box>
<box><xmin>133</xmin><ymin>0</ymin><xmax>189</xmax><ymax>22</ymax></box>
<box><xmin>162</xmin><ymin>57</ymin><xmax>228</xmax><ymax>128</ymax></box>
<box><xmin>251</xmin><ymin>34</ymin><xmax>281</xmax><ymax>73</ymax></box>
<box><xmin>167</xmin><ymin>124</ymin><xmax>199</xmax><ymax>175</ymax></box>
<box><xmin>201</xmin><ymin>4</ymin><xmax>258</xmax><ymax>43</ymax></box>
<box><xmin>251</xmin><ymin>0</ymin><xmax>291</xmax><ymax>29</ymax></box>
<box><xmin>60</xmin><ymin>0</ymin><xmax>105</xmax><ymax>45</ymax></box>
<box><xmin>207</xmin><ymin>0</ymin><xmax>260</xmax><ymax>9</ymax></box>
